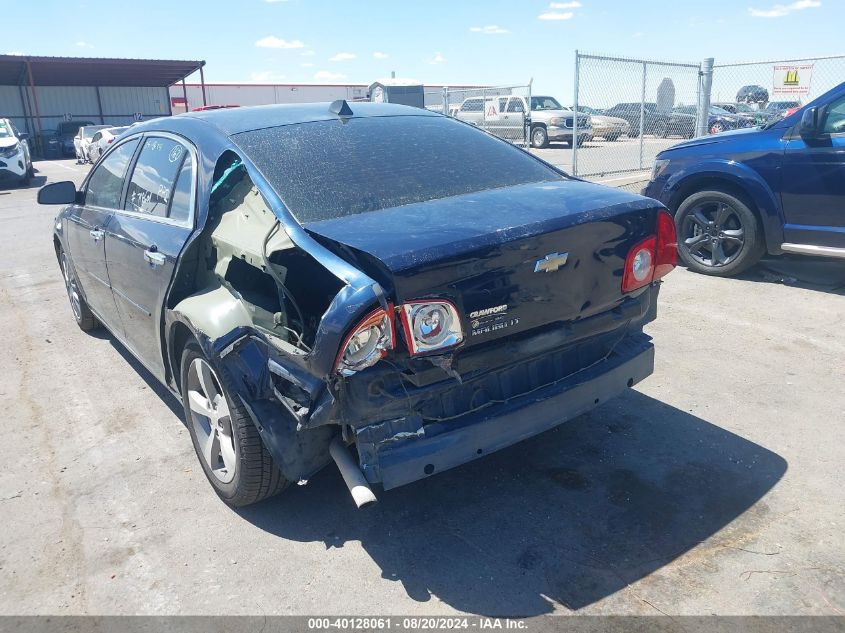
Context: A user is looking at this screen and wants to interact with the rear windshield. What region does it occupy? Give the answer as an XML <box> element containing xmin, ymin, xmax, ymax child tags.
<box><xmin>233</xmin><ymin>115</ymin><xmax>564</xmax><ymax>223</ymax></box>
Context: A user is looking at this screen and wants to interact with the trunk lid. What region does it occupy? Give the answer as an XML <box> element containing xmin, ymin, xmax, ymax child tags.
<box><xmin>305</xmin><ymin>180</ymin><xmax>663</xmax><ymax>349</ymax></box>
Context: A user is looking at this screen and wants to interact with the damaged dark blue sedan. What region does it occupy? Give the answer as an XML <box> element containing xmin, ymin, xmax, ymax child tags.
<box><xmin>39</xmin><ymin>101</ymin><xmax>677</xmax><ymax>507</ymax></box>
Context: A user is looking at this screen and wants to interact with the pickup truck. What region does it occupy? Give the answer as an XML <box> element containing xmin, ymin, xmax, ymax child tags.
<box><xmin>41</xmin><ymin>101</ymin><xmax>675</xmax><ymax>508</ymax></box>
<box><xmin>455</xmin><ymin>94</ymin><xmax>592</xmax><ymax>148</ymax></box>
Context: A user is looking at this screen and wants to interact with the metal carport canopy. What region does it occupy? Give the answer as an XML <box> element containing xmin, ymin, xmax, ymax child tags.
<box><xmin>0</xmin><ymin>55</ymin><xmax>204</xmax><ymax>87</ymax></box>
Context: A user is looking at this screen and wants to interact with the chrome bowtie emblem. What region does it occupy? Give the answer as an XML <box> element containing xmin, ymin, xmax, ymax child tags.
<box><xmin>534</xmin><ymin>252</ymin><xmax>569</xmax><ymax>273</ymax></box>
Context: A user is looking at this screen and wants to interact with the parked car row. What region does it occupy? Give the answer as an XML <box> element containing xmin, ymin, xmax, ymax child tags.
<box><xmin>74</xmin><ymin>125</ymin><xmax>131</xmax><ymax>164</ymax></box>
<box><xmin>453</xmin><ymin>94</ymin><xmax>592</xmax><ymax>148</ymax></box>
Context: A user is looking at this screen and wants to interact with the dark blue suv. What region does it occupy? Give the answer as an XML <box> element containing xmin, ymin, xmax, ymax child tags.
<box><xmin>643</xmin><ymin>81</ymin><xmax>845</xmax><ymax>276</ymax></box>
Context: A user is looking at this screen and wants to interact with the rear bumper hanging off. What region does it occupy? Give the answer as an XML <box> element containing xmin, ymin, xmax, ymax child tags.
<box><xmin>363</xmin><ymin>334</ymin><xmax>654</xmax><ymax>490</ymax></box>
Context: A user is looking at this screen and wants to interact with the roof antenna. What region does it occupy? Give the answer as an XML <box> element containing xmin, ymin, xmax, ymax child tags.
<box><xmin>329</xmin><ymin>99</ymin><xmax>354</xmax><ymax>117</ymax></box>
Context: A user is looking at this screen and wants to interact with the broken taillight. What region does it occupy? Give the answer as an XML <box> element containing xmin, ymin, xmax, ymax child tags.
<box><xmin>622</xmin><ymin>209</ymin><xmax>677</xmax><ymax>293</ymax></box>
<box><xmin>334</xmin><ymin>305</ymin><xmax>395</xmax><ymax>376</ymax></box>
<box><xmin>398</xmin><ymin>300</ymin><xmax>464</xmax><ymax>356</ymax></box>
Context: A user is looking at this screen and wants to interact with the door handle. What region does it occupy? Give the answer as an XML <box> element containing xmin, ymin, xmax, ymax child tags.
<box><xmin>89</xmin><ymin>228</ymin><xmax>104</xmax><ymax>242</ymax></box>
<box><xmin>143</xmin><ymin>248</ymin><xmax>166</xmax><ymax>267</ymax></box>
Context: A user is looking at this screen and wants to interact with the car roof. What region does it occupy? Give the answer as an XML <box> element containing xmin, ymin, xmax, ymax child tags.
<box><xmin>174</xmin><ymin>101</ymin><xmax>438</xmax><ymax>136</ymax></box>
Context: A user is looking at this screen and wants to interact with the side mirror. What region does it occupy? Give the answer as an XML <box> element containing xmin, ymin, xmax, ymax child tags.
<box><xmin>799</xmin><ymin>106</ymin><xmax>819</xmax><ymax>137</ymax></box>
<box><xmin>17</xmin><ymin>132</ymin><xmax>29</xmax><ymax>141</ymax></box>
<box><xmin>37</xmin><ymin>181</ymin><xmax>78</xmax><ymax>205</ymax></box>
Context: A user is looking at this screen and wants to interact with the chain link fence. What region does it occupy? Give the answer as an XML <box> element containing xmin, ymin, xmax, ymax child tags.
<box><xmin>571</xmin><ymin>52</ymin><xmax>845</xmax><ymax>190</ymax></box>
<box><xmin>572</xmin><ymin>52</ymin><xmax>703</xmax><ymax>181</ymax></box>
<box><xmin>428</xmin><ymin>83</ymin><xmax>533</xmax><ymax>146</ymax></box>
<box><xmin>712</xmin><ymin>55</ymin><xmax>845</xmax><ymax>120</ymax></box>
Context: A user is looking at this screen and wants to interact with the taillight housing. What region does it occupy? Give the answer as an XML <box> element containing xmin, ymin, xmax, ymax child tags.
<box><xmin>399</xmin><ymin>300</ymin><xmax>463</xmax><ymax>356</ymax></box>
<box><xmin>622</xmin><ymin>209</ymin><xmax>677</xmax><ymax>293</ymax></box>
<box><xmin>335</xmin><ymin>305</ymin><xmax>395</xmax><ymax>376</ymax></box>
<box><xmin>654</xmin><ymin>208</ymin><xmax>677</xmax><ymax>280</ymax></box>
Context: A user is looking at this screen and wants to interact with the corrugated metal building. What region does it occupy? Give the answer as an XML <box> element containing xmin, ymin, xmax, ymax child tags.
<box><xmin>0</xmin><ymin>55</ymin><xmax>204</xmax><ymax>154</ymax></box>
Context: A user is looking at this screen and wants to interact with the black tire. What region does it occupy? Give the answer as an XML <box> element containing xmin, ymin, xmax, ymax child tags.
<box><xmin>180</xmin><ymin>342</ymin><xmax>289</xmax><ymax>507</ymax></box>
<box><xmin>530</xmin><ymin>125</ymin><xmax>549</xmax><ymax>149</ymax></box>
<box><xmin>60</xmin><ymin>250</ymin><xmax>98</xmax><ymax>331</ymax></box>
<box><xmin>628</xmin><ymin>127</ymin><xmax>640</xmax><ymax>138</ymax></box>
<box><xmin>675</xmin><ymin>190</ymin><xmax>765</xmax><ymax>277</ymax></box>
<box><xmin>652</xmin><ymin>119</ymin><xmax>669</xmax><ymax>138</ymax></box>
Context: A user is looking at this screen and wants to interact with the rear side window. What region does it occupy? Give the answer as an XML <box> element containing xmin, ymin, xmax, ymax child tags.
<box><xmin>85</xmin><ymin>138</ymin><xmax>140</xmax><ymax>209</ymax></box>
<box><xmin>125</xmin><ymin>137</ymin><xmax>190</xmax><ymax>218</ymax></box>
<box><xmin>234</xmin><ymin>115</ymin><xmax>564</xmax><ymax>223</ymax></box>
<box><xmin>167</xmin><ymin>159</ymin><xmax>194</xmax><ymax>223</ymax></box>
<box><xmin>461</xmin><ymin>99</ymin><xmax>482</xmax><ymax>112</ymax></box>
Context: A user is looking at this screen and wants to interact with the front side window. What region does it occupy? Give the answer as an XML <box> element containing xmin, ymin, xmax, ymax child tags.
<box><xmin>822</xmin><ymin>95</ymin><xmax>845</xmax><ymax>134</ymax></box>
<box><xmin>125</xmin><ymin>137</ymin><xmax>190</xmax><ymax>218</ymax></box>
<box><xmin>85</xmin><ymin>138</ymin><xmax>140</xmax><ymax>209</ymax></box>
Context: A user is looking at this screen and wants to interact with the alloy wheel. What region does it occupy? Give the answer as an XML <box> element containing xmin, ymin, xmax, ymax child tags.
<box><xmin>681</xmin><ymin>201</ymin><xmax>745</xmax><ymax>268</ymax></box>
<box><xmin>186</xmin><ymin>358</ymin><xmax>237</xmax><ymax>483</ymax></box>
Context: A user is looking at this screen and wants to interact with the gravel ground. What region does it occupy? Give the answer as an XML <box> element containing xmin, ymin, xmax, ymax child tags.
<box><xmin>0</xmin><ymin>159</ymin><xmax>843</xmax><ymax>617</ymax></box>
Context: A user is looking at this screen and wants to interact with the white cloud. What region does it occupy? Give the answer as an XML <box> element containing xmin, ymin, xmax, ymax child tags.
<box><xmin>429</xmin><ymin>52</ymin><xmax>445</xmax><ymax>65</ymax></box>
<box><xmin>329</xmin><ymin>52</ymin><xmax>356</xmax><ymax>62</ymax></box>
<box><xmin>5</xmin><ymin>51</ymin><xmax>24</xmax><ymax>56</ymax></box>
<box><xmin>301</xmin><ymin>62</ymin><xmax>314</xmax><ymax>67</ymax></box>
<box><xmin>264</xmin><ymin>0</ymin><xmax>289</xmax><ymax>2</ymax></box>
<box><xmin>75</xmin><ymin>41</ymin><xmax>94</xmax><ymax>48</ymax></box>
<box><xmin>373</xmin><ymin>51</ymin><xmax>389</xmax><ymax>59</ymax></box>
<box><xmin>255</xmin><ymin>36</ymin><xmax>305</xmax><ymax>49</ymax></box>
<box><xmin>250</xmin><ymin>71</ymin><xmax>286</xmax><ymax>82</ymax></box>
<box><xmin>631</xmin><ymin>31</ymin><xmax>643</xmax><ymax>38</ymax></box>
<box><xmin>538</xmin><ymin>11</ymin><xmax>574</xmax><ymax>20</ymax></box>
<box><xmin>469</xmin><ymin>25</ymin><xmax>510</xmax><ymax>34</ymax></box>
<box><xmin>549</xmin><ymin>1</ymin><xmax>581</xmax><ymax>7</ymax></box>
<box><xmin>301</xmin><ymin>50</ymin><xmax>316</xmax><ymax>57</ymax></box>
<box><xmin>314</xmin><ymin>70</ymin><xmax>347</xmax><ymax>82</ymax></box>
<box><xmin>748</xmin><ymin>0</ymin><xmax>820</xmax><ymax>17</ymax></box>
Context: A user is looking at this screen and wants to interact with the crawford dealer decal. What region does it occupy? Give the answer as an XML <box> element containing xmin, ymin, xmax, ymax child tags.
<box><xmin>468</xmin><ymin>304</ymin><xmax>519</xmax><ymax>337</ymax></box>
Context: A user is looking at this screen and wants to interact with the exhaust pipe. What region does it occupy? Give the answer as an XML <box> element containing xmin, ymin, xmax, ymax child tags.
<box><xmin>330</xmin><ymin>436</ymin><xmax>377</xmax><ymax>508</ymax></box>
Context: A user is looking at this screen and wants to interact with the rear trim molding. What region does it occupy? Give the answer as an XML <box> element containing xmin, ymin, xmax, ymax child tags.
<box><xmin>780</xmin><ymin>243</ymin><xmax>845</xmax><ymax>259</ymax></box>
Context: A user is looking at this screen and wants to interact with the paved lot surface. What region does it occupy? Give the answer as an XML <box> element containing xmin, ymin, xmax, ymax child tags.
<box><xmin>1</xmin><ymin>159</ymin><xmax>843</xmax><ymax>616</ymax></box>
<box><xmin>531</xmin><ymin>135</ymin><xmax>678</xmax><ymax>181</ymax></box>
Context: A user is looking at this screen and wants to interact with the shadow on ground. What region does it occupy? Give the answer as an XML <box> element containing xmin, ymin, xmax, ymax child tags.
<box><xmin>237</xmin><ymin>390</ymin><xmax>787</xmax><ymax>616</ymax></box>
<box><xmin>740</xmin><ymin>254</ymin><xmax>845</xmax><ymax>294</ymax></box>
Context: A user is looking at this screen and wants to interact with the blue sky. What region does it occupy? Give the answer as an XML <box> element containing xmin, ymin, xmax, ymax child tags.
<box><xmin>7</xmin><ymin>0</ymin><xmax>841</xmax><ymax>97</ymax></box>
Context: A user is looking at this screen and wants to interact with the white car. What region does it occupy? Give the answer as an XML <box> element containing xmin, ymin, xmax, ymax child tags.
<box><xmin>0</xmin><ymin>118</ymin><xmax>33</xmax><ymax>187</ymax></box>
<box><xmin>87</xmin><ymin>126</ymin><xmax>129</xmax><ymax>162</ymax></box>
<box><xmin>74</xmin><ymin>125</ymin><xmax>110</xmax><ymax>164</ymax></box>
